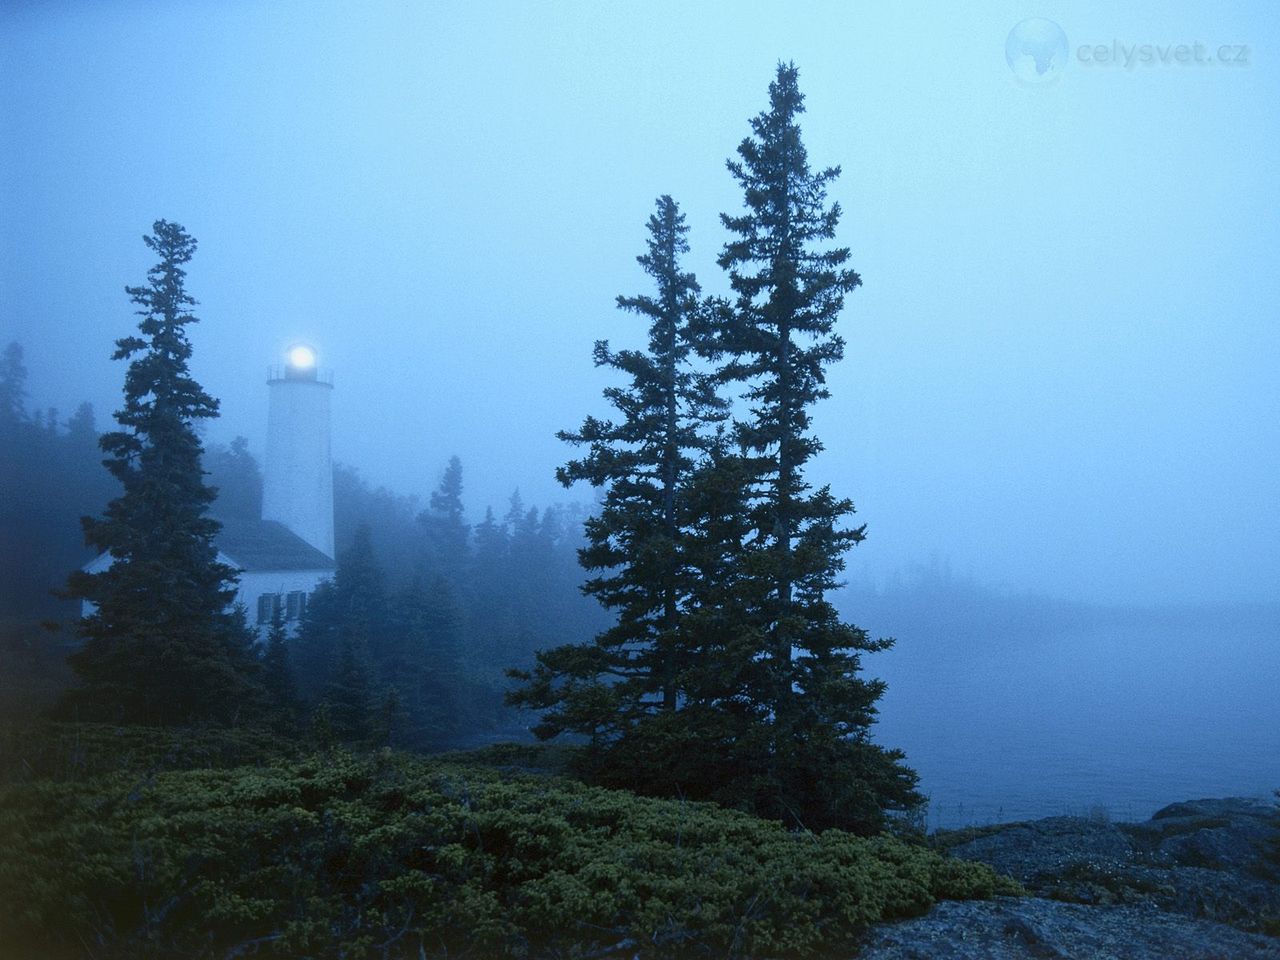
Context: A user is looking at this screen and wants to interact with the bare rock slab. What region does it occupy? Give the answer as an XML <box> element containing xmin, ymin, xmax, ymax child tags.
<box><xmin>858</xmin><ymin>896</ymin><xmax>1280</xmax><ymax>960</ymax></box>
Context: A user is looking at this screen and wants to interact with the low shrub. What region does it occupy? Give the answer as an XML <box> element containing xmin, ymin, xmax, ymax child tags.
<box><xmin>0</xmin><ymin>720</ymin><xmax>294</xmax><ymax>785</ymax></box>
<box><xmin>0</xmin><ymin>746</ymin><xmax>1018</xmax><ymax>959</ymax></box>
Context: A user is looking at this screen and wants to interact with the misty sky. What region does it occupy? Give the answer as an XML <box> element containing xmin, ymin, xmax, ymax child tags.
<box><xmin>3</xmin><ymin>1</ymin><xmax>1277</xmax><ymax>606</ymax></box>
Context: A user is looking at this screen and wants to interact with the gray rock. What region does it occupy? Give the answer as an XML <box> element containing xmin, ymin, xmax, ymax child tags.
<box><xmin>1133</xmin><ymin>798</ymin><xmax>1276</xmax><ymax>870</ymax></box>
<box><xmin>942</xmin><ymin>816</ymin><xmax>1135</xmax><ymax>885</ymax></box>
<box><xmin>942</xmin><ymin>797</ymin><xmax>1280</xmax><ymax>933</ymax></box>
<box><xmin>857</xmin><ymin>897</ymin><xmax>1280</xmax><ymax>960</ymax></box>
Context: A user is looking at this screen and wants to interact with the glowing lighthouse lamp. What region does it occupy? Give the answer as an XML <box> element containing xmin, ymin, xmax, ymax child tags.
<box><xmin>285</xmin><ymin>343</ymin><xmax>319</xmax><ymax>380</ymax></box>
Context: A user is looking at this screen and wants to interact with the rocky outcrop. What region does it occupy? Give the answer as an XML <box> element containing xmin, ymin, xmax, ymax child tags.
<box><xmin>858</xmin><ymin>896</ymin><xmax>1280</xmax><ymax>960</ymax></box>
<box><xmin>860</xmin><ymin>797</ymin><xmax>1280</xmax><ymax>959</ymax></box>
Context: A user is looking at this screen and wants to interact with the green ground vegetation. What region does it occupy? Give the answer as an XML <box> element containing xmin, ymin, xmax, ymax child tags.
<box><xmin>0</xmin><ymin>722</ymin><xmax>1018</xmax><ymax>960</ymax></box>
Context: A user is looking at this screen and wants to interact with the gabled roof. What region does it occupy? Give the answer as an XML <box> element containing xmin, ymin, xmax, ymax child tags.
<box><xmin>215</xmin><ymin>519</ymin><xmax>336</xmax><ymax>572</ymax></box>
<box><xmin>82</xmin><ymin>519</ymin><xmax>335</xmax><ymax>575</ymax></box>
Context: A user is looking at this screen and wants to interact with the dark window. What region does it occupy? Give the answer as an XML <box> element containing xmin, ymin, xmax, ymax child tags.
<box><xmin>285</xmin><ymin>591</ymin><xmax>305</xmax><ymax>621</ymax></box>
<box><xmin>256</xmin><ymin>593</ymin><xmax>281</xmax><ymax>625</ymax></box>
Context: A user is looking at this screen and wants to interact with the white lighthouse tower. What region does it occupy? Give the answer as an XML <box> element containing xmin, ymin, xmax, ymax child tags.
<box><xmin>262</xmin><ymin>344</ymin><xmax>335</xmax><ymax>560</ymax></box>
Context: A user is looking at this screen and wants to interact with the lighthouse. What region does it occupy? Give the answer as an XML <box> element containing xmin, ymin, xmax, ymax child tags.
<box><xmin>83</xmin><ymin>344</ymin><xmax>338</xmax><ymax>634</ymax></box>
<box><xmin>262</xmin><ymin>344</ymin><xmax>335</xmax><ymax>560</ymax></box>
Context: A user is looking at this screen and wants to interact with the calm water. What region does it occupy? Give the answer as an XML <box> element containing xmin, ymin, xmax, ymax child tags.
<box><xmin>866</xmin><ymin>604</ymin><xmax>1280</xmax><ymax>829</ymax></box>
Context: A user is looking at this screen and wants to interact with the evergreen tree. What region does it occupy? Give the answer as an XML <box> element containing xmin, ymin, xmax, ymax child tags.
<box><xmin>322</xmin><ymin>638</ymin><xmax>372</xmax><ymax>742</ymax></box>
<box><xmin>510</xmin><ymin>195</ymin><xmax>725</xmax><ymax>745</ymax></box>
<box><xmin>373</xmin><ymin>686</ymin><xmax>403</xmax><ymax>747</ymax></box>
<box><xmin>334</xmin><ymin>523</ymin><xmax>386</xmax><ymax>640</ymax></box>
<box><xmin>0</xmin><ymin>341</ymin><xmax>36</xmax><ymax>617</ymax></box>
<box><xmin>469</xmin><ymin>505</ymin><xmax>514</xmax><ymax>673</ymax></box>
<box><xmin>262</xmin><ymin>605</ymin><xmax>297</xmax><ymax>714</ymax></box>
<box><xmin>0</xmin><ymin>356</ymin><xmax>115</xmax><ymax>623</ymax></box>
<box><xmin>66</xmin><ymin>403</ymin><xmax>97</xmax><ymax>447</ymax></box>
<box><xmin>292</xmin><ymin>579</ymin><xmax>340</xmax><ymax>701</ymax></box>
<box><xmin>420</xmin><ymin>455</ymin><xmax>469</xmax><ymax>578</ymax></box>
<box><xmin>503</xmin><ymin>489</ymin><xmax>528</xmax><ymax>539</ymax></box>
<box><xmin>708</xmin><ymin>63</ymin><xmax>918</xmax><ymax>829</ymax></box>
<box><xmin>418</xmin><ymin>573</ymin><xmax>464</xmax><ymax>726</ymax></box>
<box><xmin>472</xmin><ymin>506</ymin><xmax>507</xmax><ymax>570</ymax></box>
<box><xmin>205</xmin><ymin>436</ymin><xmax>263</xmax><ymax>522</ymax></box>
<box><xmin>332</xmin><ymin>463</ymin><xmax>422</xmax><ymax>579</ymax></box>
<box><xmin>62</xmin><ymin>220</ymin><xmax>262</xmax><ymax>724</ymax></box>
<box><xmin>501</xmin><ymin>491</ymin><xmax>545</xmax><ymax>666</ymax></box>
<box><xmin>388</xmin><ymin>573</ymin><xmax>464</xmax><ymax>748</ymax></box>
<box><xmin>293</xmin><ymin>525</ymin><xmax>383</xmax><ymax>710</ymax></box>
<box><xmin>0</xmin><ymin>341</ymin><xmax>27</xmax><ymax>429</ymax></box>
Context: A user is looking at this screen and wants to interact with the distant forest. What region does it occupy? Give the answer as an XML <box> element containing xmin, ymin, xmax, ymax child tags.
<box><xmin>8</xmin><ymin>335</ymin><xmax>1260</xmax><ymax>739</ymax></box>
<box><xmin>7</xmin><ymin>335</ymin><xmax>1232</xmax><ymax>732</ymax></box>
<box><xmin>0</xmin><ymin>339</ymin><xmax>609</xmax><ymax>734</ymax></box>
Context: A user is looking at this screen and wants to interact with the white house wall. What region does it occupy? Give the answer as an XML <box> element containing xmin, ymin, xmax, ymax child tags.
<box><xmin>80</xmin><ymin>550</ymin><xmax>333</xmax><ymax>637</ymax></box>
<box><xmin>235</xmin><ymin>567</ymin><xmax>333</xmax><ymax>636</ymax></box>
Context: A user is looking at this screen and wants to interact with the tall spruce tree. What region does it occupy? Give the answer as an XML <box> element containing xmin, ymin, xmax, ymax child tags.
<box><xmin>323</xmin><ymin>638</ymin><xmax>372</xmax><ymax>742</ymax></box>
<box><xmin>709</xmin><ymin>63</ymin><xmax>918</xmax><ymax>830</ymax></box>
<box><xmin>468</xmin><ymin>505</ymin><xmax>513</xmax><ymax>670</ymax></box>
<box><xmin>262</xmin><ymin>605</ymin><xmax>298</xmax><ymax>722</ymax></box>
<box><xmin>62</xmin><ymin>220</ymin><xmax>262</xmax><ymax>724</ymax></box>
<box><xmin>388</xmin><ymin>573</ymin><xmax>464</xmax><ymax>748</ymax></box>
<box><xmin>292</xmin><ymin>578</ymin><xmax>340</xmax><ymax>701</ymax></box>
<box><xmin>295</xmin><ymin>523</ymin><xmax>384</xmax><ymax>700</ymax></box>
<box><xmin>206</xmin><ymin>436</ymin><xmax>263</xmax><ymax>522</ymax></box>
<box><xmin>334</xmin><ymin>522</ymin><xmax>386</xmax><ymax>641</ymax></box>
<box><xmin>421</xmin><ymin>455</ymin><xmax>469</xmax><ymax>570</ymax></box>
<box><xmin>0</xmin><ymin>341</ymin><xmax>27</xmax><ymax>428</ymax></box>
<box><xmin>509</xmin><ymin>196</ymin><xmax>725</xmax><ymax>750</ymax></box>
